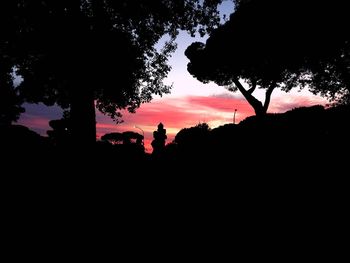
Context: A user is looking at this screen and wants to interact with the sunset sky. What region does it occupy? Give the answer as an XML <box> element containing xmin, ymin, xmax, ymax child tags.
<box><xmin>17</xmin><ymin>1</ymin><xmax>328</xmax><ymax>152</ymax></box>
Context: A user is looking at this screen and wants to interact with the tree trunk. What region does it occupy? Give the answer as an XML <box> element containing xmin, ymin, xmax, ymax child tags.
<box><xmin>233</xmin><ymin>79</ymin><xmax>276</xmax><ymax>118</ymax></box>
<box><xmin>233</xmin><ymin>79</ymin><xmax>266</xmax><ymax>117</ymax></box>
<box><xmin>337</xmin><ymin>57</ymin><xmax>350</xmax><ymax>102</ymax></box>
<box><xmin>263</xmin><ymin>84</ymin><xmax>276</xmax><ymax>113</ymax></box>
<box><xmin>70</xmin><ymin>87</ymin><xmax>96</xmax><ymax>147</ymax></box>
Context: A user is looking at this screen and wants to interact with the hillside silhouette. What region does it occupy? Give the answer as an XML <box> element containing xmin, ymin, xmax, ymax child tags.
<box><xmin>2</xmin><ymin>104</ymin><xmax>348</xmax><ymax>171</ymax></box>
<box><xmin>159</xmin><ymin>105</ymin><xmax>349</xmax><ymax>167</ymax></box>
<box><xmin>1</xmin><ymin>104</ymin><xmax>348</xmax><ymax>222</ymax></box>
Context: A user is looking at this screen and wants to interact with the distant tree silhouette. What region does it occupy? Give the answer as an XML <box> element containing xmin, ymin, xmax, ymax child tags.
<box><xmin>101</xmin><ymin>131</ymin><xmax>143</xmax><ymax>146</ymax></box>
<box><xmin>1</xmin><ymin>0</ymin><xmax>223</xmax><ymax>146</ymax></box>
<box><xmin>101</xmin><ymin>132</ymin><xmax>124</xmax><ymax>145</ymax></box>
<box><xmin>152</xmin><ymin>123</ymin><xmax>167</xmax><ymax>157</ymax></box>
<box><xmin>100</xmin><ymin>130</ymin><xmax>145</xmax><ymax>160</ymax></box>
<box><xmin>122</xmin><ymin>131</ymin><xmax>144</xmax><ymax>146</ymax></box>
<box><xmin>185</xmin><ymin>0</ymin><xmax>350</xmax><ymax>117</ymax></box>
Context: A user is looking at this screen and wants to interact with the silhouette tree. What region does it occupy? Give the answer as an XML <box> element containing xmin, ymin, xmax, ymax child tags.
<box><xmin>0</xmin><ymin>1</ymin><xmax>24</xmax><ymax>126</ymax></box>
<box><xmin>100</xmin><ymin>130</ymin><xmax>145</xmax><ymax>160</ymax></box>
<box><xmin>101</xmin><ymin>132</ymin><xmax>124</xmax><ymax>145</ymax></box>
<box><xmin>101</xmin><ymin>131</ymin><xmax>143</xmax><ymax>146</ymax></box>
<box><xmin>0</xmin><ymin>69</ymin><xmax>24</xmax><ymax>126</ymax></box>
<box><xmin>1</xmin><ymin>0</ymin><xmax>223</xmax><ymax>146</ymax></box>
<box><xmin>269</xmin><ymin>0</ymin><xmax>350</xmax><ymax>106</ymax></box>
<box><xmin>302</xmin><ymin>30</ymin><xmax>350</xmax><ymax>105</ymax></box>
<box><xmin>122</xmin><ymin>131</ymin><xmax>144</xmax><ymax>146</ymax></box>
<box><xmin>151</xmin><ymin>123</ymin><xmax>167</xmax><ymax>156</ymax></box>
<box><xmin>185</xmin><ymin>0</ymin><xmax>350</xmax><ymax>117</ymax></box>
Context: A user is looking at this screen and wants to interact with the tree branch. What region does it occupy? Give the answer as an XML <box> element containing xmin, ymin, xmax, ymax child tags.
<box><xmin>248</xmin><ymin>79</ymin><xmax>257</xmax><ymax>94</ymax></box>
<box><xmin>233</xmin><ymin>78</ymin><xmax>264</xmax><ymax>116</ymax></box>
<box><xmin>263</xmin><ymin>82</ymin><xmax>276</xmax><ymax>112</ymax></box>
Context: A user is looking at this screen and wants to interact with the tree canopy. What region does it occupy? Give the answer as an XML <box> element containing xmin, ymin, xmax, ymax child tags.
<box><xmin>1</xmin><ymin>0</ymin><xmax>223</xmax><ymax>144</ymax></box>
<box><xmin>0</xmin><ymin>1</ymin><xmax>24</xmax><ymax>125</ymax></box>
<box><xmin>185</xmin><ymin>0</ymin><xmax>350</xmax><ymax>117</ymax></box>
<box><xmin>0</xmin><ymin>68</ymin><xmax>24</xmax><ymax>125</ymax></box>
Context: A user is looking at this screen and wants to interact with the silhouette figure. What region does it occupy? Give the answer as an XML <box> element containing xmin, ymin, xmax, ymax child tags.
<box><xmin>151</xmin><ymin>123</ymin><xmax>167</xmax><ymax>157</ymax></box>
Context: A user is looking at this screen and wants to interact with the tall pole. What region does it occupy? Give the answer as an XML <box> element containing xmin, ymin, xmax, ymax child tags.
<box><xmin>233</xmin><ymin>109</ymin><xmax>237</xmax><ymax>124</ymax></box>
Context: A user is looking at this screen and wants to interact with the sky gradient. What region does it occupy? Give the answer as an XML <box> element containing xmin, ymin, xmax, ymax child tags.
<box><xmin>17</xmin><ymin>1</ymin><xmax>329</xmax><ymax>152</ymax></box>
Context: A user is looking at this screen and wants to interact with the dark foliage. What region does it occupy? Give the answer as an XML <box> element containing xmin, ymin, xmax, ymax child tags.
<box><xmin>174</xmin><ymin>123</ymin><xmax>211</xmax><ymax>158</ymax></box>
<box><xmin>0</xmin><ymin>0</ymin><xmax>223</xmax><ymax>145</ymax></box>
<box><xmin>159</xmin><ymin>105</ymin><xmax>350</xmax><ymax>170</ymax></box>
<box><xmin>0</xmin><ymin>124</ymin><xmax>47</xmax><ymax>151</ymax></box>
<box><xmin>185</xmin><ymin>0</ymin><xmax>350</xmax><ymax>117</ymax></box>
<box><xmin>0</xmin><ymin>60</ymin><xmax>24</xmax><ymax>125</ymax></box>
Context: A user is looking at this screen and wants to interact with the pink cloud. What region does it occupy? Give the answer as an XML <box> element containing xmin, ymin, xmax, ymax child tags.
<box><xmin>19</xmin><ymin>116</ymin><xmax>49</xmax><ymax>127</ymax></box>
<box><xmin>99</xmin><ymin>95</ymin><xmax>252</xmax><ymax>128</ymax></box>
<box><xmin>17</xmin><ymin>114</ymin><xmax>53</xmax><ymax>135</ymax></box>
<box><xmin>269</xmin><ymin>95</ymin><xmax>328</xmax><ymax>113</ymax></box>
<box><xmin>187</xmin><ymin>95</ymin><xmax>253</xmax><ymax>113</ymax></box>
